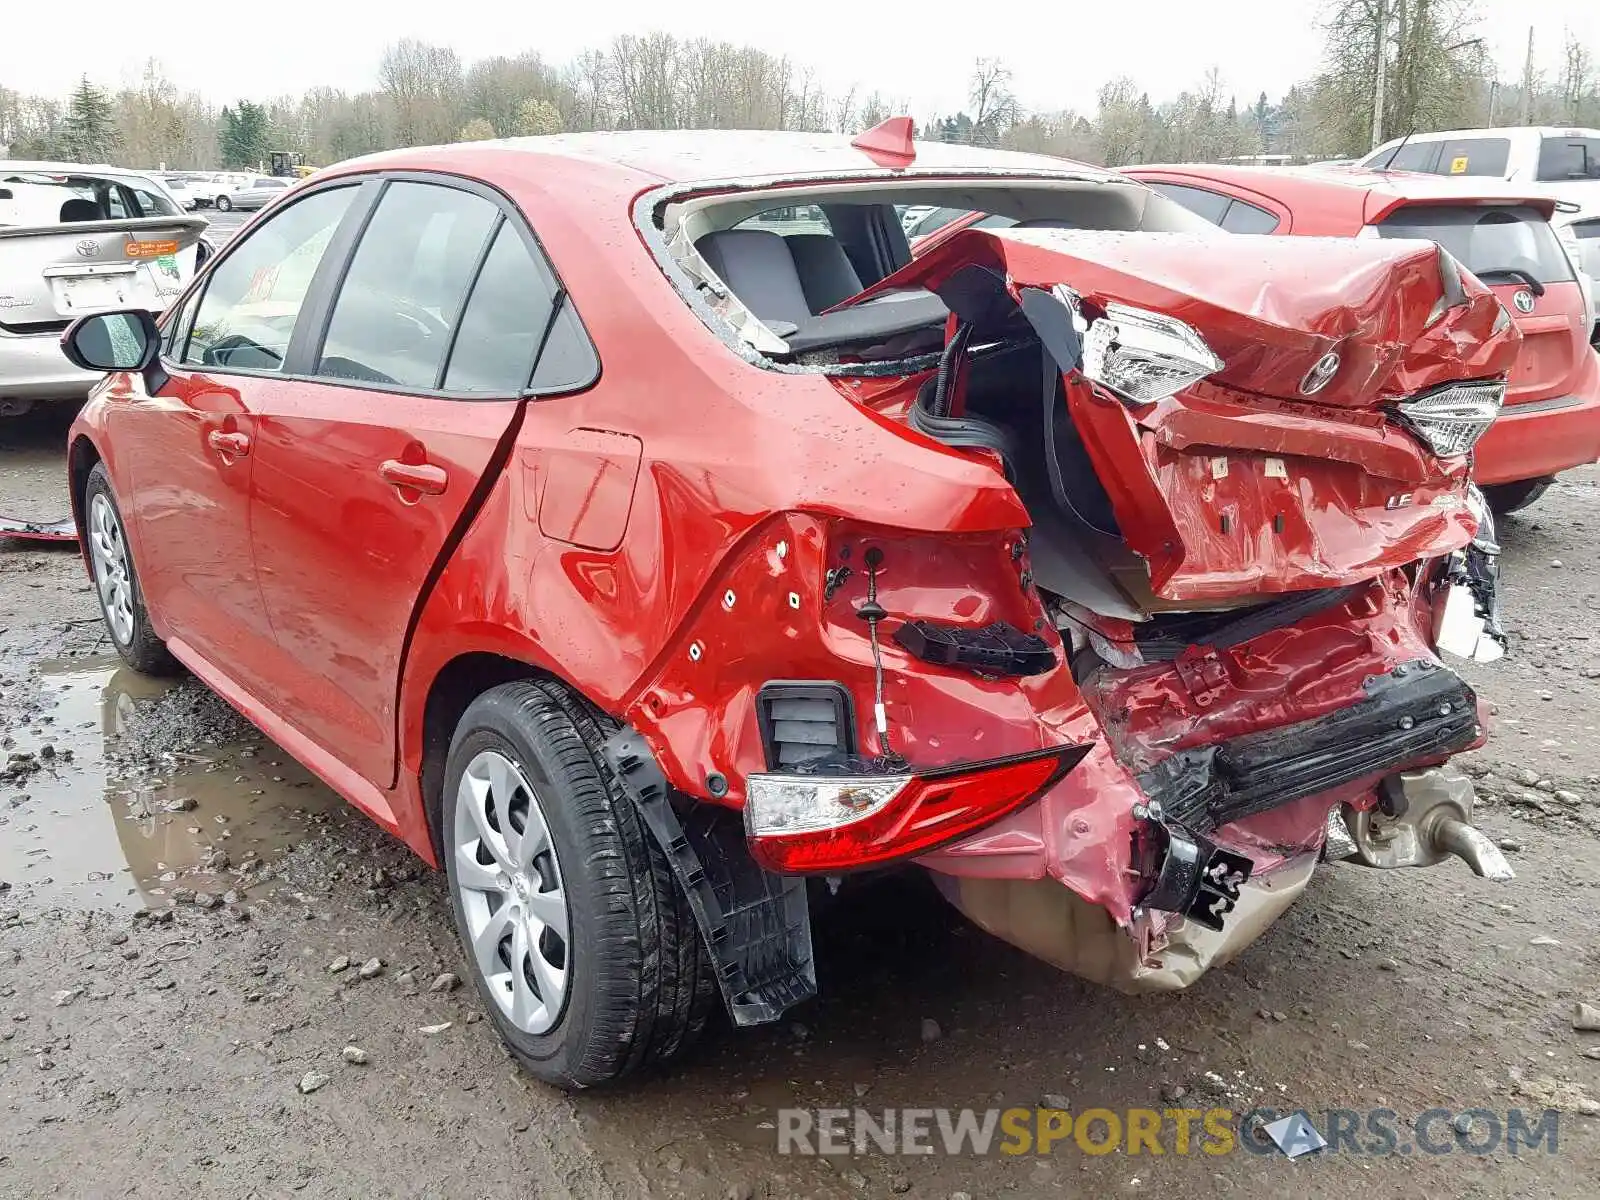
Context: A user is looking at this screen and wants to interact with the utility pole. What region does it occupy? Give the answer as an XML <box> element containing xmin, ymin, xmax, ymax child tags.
<box><xmin>1370</xmin><ymin>0</ymin><xmax>1388</xmax><ymax>150</ymax></box>
<box><xmin>1521</xmin><ymin>26</ymin><xmax>1534</xmax><ymax>125</ymax></box>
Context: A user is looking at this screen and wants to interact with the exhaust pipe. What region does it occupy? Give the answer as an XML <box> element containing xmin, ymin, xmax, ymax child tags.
<box><xmin>1429</xmin><ymin>815</ymin><xmax>1515</xmax><ymax>882</ymax></box>
<box><xmin>1340</xmin><ymin>766</ymin><xmax>1514</xmax><ymax>882</ymax></box>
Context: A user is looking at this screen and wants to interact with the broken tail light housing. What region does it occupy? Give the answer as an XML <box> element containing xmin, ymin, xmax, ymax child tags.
<box><xmin>1395</xmin><ymin>380</ymin><xmax>1505</xmax><ymax>458</ymax></box>
<box><xmin>744</xmin><ymin>745</ymin><xmax>1090</xmax><ymax>874</ymax></box>
<box><xmin>1081</xmin><ymin>302</ymin><xmax>1224</xmax><ymax>404</ymax></box>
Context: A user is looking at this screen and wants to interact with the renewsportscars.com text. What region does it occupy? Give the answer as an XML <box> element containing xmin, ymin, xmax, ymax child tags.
<box><xmin>775</xmin><ymin>1106</ymin><xmax>1561</xmax><ymax>1157</ymax></box>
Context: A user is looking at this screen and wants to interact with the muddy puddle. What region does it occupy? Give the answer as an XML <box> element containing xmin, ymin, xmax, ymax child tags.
<box><xmin>1</xmin><ymin>656</ymin><xmax>343</xmax><ymax>909</ymax></box>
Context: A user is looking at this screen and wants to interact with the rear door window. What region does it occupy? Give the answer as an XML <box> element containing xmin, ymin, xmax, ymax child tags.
<box><xmin>1375</xmin><ymin>203</ymin><xmax>1574</xmax><ymax>285</ymax></box>
<box><xmin>316</xmin><ymin>180</ymin><xmax>499</xmax><ymax>389</ymax></box>
<box><xmin>1435</xmin><ymin>138</ymin><xmax>1511</xmax><ymax>177</ymax></box>
<box><xmin>1147</xmin><ymin>183</ymin><xmax>1232</xmax><ymax>225</ymax></box>
<box><xmin>1219</xmin><ymin>199</ymin><xmax>1279</xmax><ymax>234</ymax></box>
<box><xmin>129</xmin><ymin>185</ymin><xmax>178</xmax><ymax>217</ymax></box>
<box><xmin>903</xmin><ymin>206</ymin><xmax>974</xmax><ymax>239</ymax></box>
<box><xmin>1536</xmin><ymin>137</ymin><xmax>1600</xmax><ymax>181</ymax></box>
<box><xmin>736</xmin><ymin>204</ymin><xmax>832</xmax><ymax>238</ymax></box>
<box><xmin>442</xmin><ymin>223</ymin><xmax>576</xmax><ymax>394</ymax></box>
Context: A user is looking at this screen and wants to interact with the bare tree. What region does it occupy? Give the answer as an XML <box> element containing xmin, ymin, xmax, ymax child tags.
<box><xmin>1316</xmin><ymin>0</ymin><xmax>1485</xmax><ymax>154</ymax></box>
<box><xmin>379</xmin><ymin>39</ymin><xmax>465</xmax><ymax>147</ymax></box>
<box><xmin>1559</xmin><ymin>33</ymin><xmax>1592</xmax><ymax>124</ymax></box>
<box><xmin>968</xmin><ymin>58</ymin><xmax>1019</xmax><ymax>146</ymax></box>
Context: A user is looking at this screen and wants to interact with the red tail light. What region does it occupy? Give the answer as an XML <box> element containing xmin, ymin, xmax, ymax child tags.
<box><xmin>744</xmin><ymin>745</ymin><xmax>1088</xmax><ymax>874</ymax></box>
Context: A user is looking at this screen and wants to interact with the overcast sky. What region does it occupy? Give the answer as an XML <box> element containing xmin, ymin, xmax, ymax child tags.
<box><xmin>3</xmin><ymin>0</ymin><xmax>1598</xmax><ymax>119</ymax></box>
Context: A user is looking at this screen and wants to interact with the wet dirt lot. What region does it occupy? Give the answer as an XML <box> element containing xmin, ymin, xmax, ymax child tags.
<box><xmin>3</xmin><ymin>402</ymin><xmax>1600</xmax><ymax>1198</ymax></box>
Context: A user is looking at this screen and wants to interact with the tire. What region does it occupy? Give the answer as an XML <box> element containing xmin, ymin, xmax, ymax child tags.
<box><xmin>215</xmin><ymin>195</ymin><xmax>231</xmax><ymax>212</ymax></box>
<box><xmin>441</xmin><ymin>680</ymin><xmax>716</xmax><ymax>1088</ymax></box>
<box><xmin>1481</xmin><ymin>476</ymin><xmax>1554</xmax><ymax>516</ymax></box>
<box><xmin>83</xmin><ymin>463</ymin><xmax>179</xmax><ymax>675</ymax></box>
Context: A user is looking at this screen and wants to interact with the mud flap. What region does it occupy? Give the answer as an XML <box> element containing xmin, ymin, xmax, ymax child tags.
<box><xmin>602</xmin><ymin>728</ymin><xmax>816</xmax><ymax>1026</ymax></box>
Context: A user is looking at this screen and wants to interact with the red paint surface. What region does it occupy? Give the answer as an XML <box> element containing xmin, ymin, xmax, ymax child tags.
<box><xmin>1124</xmin><ymin>165</ymin><xmax>1600</xmax><ymax>483</ymax></box>
<box><xmin>64</xmin><ymin>140</ymin><xmax>1509</xmax><ymax>922</ymax></box>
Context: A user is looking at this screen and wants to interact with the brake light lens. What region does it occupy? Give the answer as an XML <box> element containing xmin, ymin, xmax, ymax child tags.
<box><xmin>744</xmin><ymin>745</ymin><xmax>1088</xmax><ymax>874</ymax></box>
<box><xmin>1396</xmin><ymin>379</ymin><xmax>1505</xmax><ymax>457</ymax></box>
<box><xmin>1081</xmin><ymin>302</ymin><xmax>1223</xmax><ymax>404</ymax></box>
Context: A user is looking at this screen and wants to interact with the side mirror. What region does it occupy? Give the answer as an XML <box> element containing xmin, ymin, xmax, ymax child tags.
<box><xmin>60</xmin><ymin>310</ymin><xmax>161</xmax><ymax>373</ymax></box>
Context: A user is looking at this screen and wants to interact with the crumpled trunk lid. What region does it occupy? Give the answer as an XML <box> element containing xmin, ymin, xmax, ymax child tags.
<box><xmin>890</xmin><ymin>227</ymin><xmax>1521</xmax><ymax>602</ymax></box>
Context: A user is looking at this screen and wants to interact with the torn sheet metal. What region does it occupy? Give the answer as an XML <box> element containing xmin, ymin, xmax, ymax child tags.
<box><xmin>0</xmin><ymin>514</ymin><xmax>76</xmax><ymax>544</ymax></box>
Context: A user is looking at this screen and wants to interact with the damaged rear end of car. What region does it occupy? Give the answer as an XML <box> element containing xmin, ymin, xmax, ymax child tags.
<box><xmin>627</xmin><ymin>163</ymin><xmax>1520</xmax><ymax>1009</ymax></box>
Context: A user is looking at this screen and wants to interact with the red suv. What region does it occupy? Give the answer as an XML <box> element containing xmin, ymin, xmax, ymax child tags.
<box><xmin>59</xmin><ymin>128</ymin><xmax>1518</xmax><ymax>1086</ymax></box>
<box><xmin>1122</xmin><ymin>165</ymin><xmax>1600</xmax><ymax>513</ymax></box>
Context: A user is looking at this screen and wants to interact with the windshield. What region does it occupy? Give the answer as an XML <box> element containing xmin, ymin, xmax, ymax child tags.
<box><xmin>1376</xmin><ymin>203</ymin><xmax>1574</xmax><ymax>286</ymax></box>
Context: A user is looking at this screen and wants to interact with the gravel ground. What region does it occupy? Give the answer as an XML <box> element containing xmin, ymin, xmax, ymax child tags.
<box><xmin>2</xmin><ymin>401</ymin><xmax>1600</xmax><ymax>1198</ymax></box>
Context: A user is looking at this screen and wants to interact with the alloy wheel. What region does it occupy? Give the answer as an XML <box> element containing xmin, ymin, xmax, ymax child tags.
<box><xmin>452</xmin><ymin>749</ymin><xmax>570</xmax><ymax>1035</ymax></box>
<box><xmin>88</xmin><ymin>493</ymin><xmax>135</xmax><ymax>646</ymax></box>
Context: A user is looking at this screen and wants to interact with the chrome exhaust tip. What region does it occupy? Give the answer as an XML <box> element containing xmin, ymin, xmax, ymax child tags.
<box><xmin>1339</xmin><ymin>766</ymin><xmax>1514</xmax><ymax>882</ymax></box>
<box><xmin>1429</xmin><ymin>815</ymin><xmax>1515</xmax><ymax>882</ymax></box>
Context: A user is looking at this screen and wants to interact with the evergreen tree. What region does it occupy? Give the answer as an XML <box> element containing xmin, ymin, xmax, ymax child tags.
<box><xmin>57</xmin><ymin>76</ymin><xmax>119</xmax><ymax>162</ymax></box>
<box><xmin>218</xmin><ymin>100</ymin><xmax>270</xmax><ymax>169</ymax></box>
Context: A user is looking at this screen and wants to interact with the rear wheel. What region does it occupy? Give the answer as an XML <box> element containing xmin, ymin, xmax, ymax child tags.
<box><xmin>215</xmin><ymin>194</ymin><xmax>232</xmax><ymax>212</ymax></box>
<box><xmin>441</xmin><ymin>680</ymin><xmax>716</xmax><ymax>1088</ymax></box>
<box><xmin>83</xmin><ymin>464</ymin><xmax>178</xmax><ymax>675</ymax></box>
<box><xmin>1481</xmin><ymin>476</ymin><xmax>1554</xmax><ymax>516</ymax></box>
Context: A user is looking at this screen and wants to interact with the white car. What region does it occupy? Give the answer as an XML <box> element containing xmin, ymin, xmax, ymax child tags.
<box><xmin>0</xmin><ymin>160</ymin><xmax>209</xmax><ymax>416</ymax></box>
<box><xmin>179</xmin><ymin>173</ymin><xmax>220</xmax><ymax>207</ymax></box>
<box><xmin>1360</xmin><ymin>127</ymin><xmax>1600</xmax><ymax>334</ymax></box>
<box><xmin>159</xmin><ymin>175</ymin><xmax>197</xmax><ymax>210</ymax></box>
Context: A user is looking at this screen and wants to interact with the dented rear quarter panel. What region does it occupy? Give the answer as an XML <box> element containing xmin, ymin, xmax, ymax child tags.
<box><xmin>396</xmin><ymin>152</ymin><xmax>1035</xmax><ymax>816</ymax></box>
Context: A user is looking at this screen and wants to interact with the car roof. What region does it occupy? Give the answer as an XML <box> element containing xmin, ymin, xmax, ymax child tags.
<box><xmin>1370</xmin><ymin>126</ymin><xmax>1600</xmax><ymax>143</ymax></box>
<box><xmin>1125</xmin><ymin>163</ymin><xmax>1557</xmax><ymax>218</ymax></box>
<box><xmin>327</xmin><ymin>129</ymin><xmax>1125</xmax><ymax>197</ymax></box>
<box><xmin>0</xmin><ymin>159</ymin><xmax>152</xmax><ymax>180</ymax></box>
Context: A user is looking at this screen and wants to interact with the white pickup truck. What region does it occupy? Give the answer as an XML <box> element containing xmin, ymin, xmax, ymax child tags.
<box><xmin>1361</xmin><ymin>127</ymin><xmax>1600</xmax><ymax>338</ymax></box>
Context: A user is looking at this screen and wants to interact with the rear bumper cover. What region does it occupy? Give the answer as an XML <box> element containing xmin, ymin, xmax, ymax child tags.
<box><xmin>0</xmin><ymin>330</ymin><xmax>98</xmax><ymax>400</ymax></box>
<box><xmin>1474</xmin><ymin>351</ymin><xmax>1600</xmax><ymax>485</ymax></box>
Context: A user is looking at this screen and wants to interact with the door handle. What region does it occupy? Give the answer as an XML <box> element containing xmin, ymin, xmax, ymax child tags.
<box><xmin>207</xmin><ymin>430</ymin><xmax>250</xmax><ymax>457</ymax></box>
<box><xmin>379</xmin><ymin>459</ymin><xmax>448</xmax><ymax>496</ymax></box>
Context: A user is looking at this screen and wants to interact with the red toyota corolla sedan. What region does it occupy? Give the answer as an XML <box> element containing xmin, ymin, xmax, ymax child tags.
<box><xmin>1120</xmin><ymin>164</ymin><xmax>1600</xmax><ymax>514</ymax></box>
<box><xmin>61</xmin><ymin>125</ymin><xmax>1518</xmax><ymax>1086</ymax></box>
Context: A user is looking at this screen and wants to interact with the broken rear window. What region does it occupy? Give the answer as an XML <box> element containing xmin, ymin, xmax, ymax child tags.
<box><xmin>656</xmin><ymin>175</ymin><xmax>1214</xmax><ymax>368</ymax></box>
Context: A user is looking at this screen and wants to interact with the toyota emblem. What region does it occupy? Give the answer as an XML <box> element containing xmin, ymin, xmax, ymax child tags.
<box><xmin>1512</xmin><ymin>289</ymin><xmax>1535</xmax><ymax>314</ymax></box>
<box><xmin>74</xmin><ymin>239</ymin><xmax>99</xmax><ymax>258</ymax></box>
<box><xmin>1299</xmin><ymin>350</ymin><xmax>1341</xmax><ymax>396</ymax></box>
